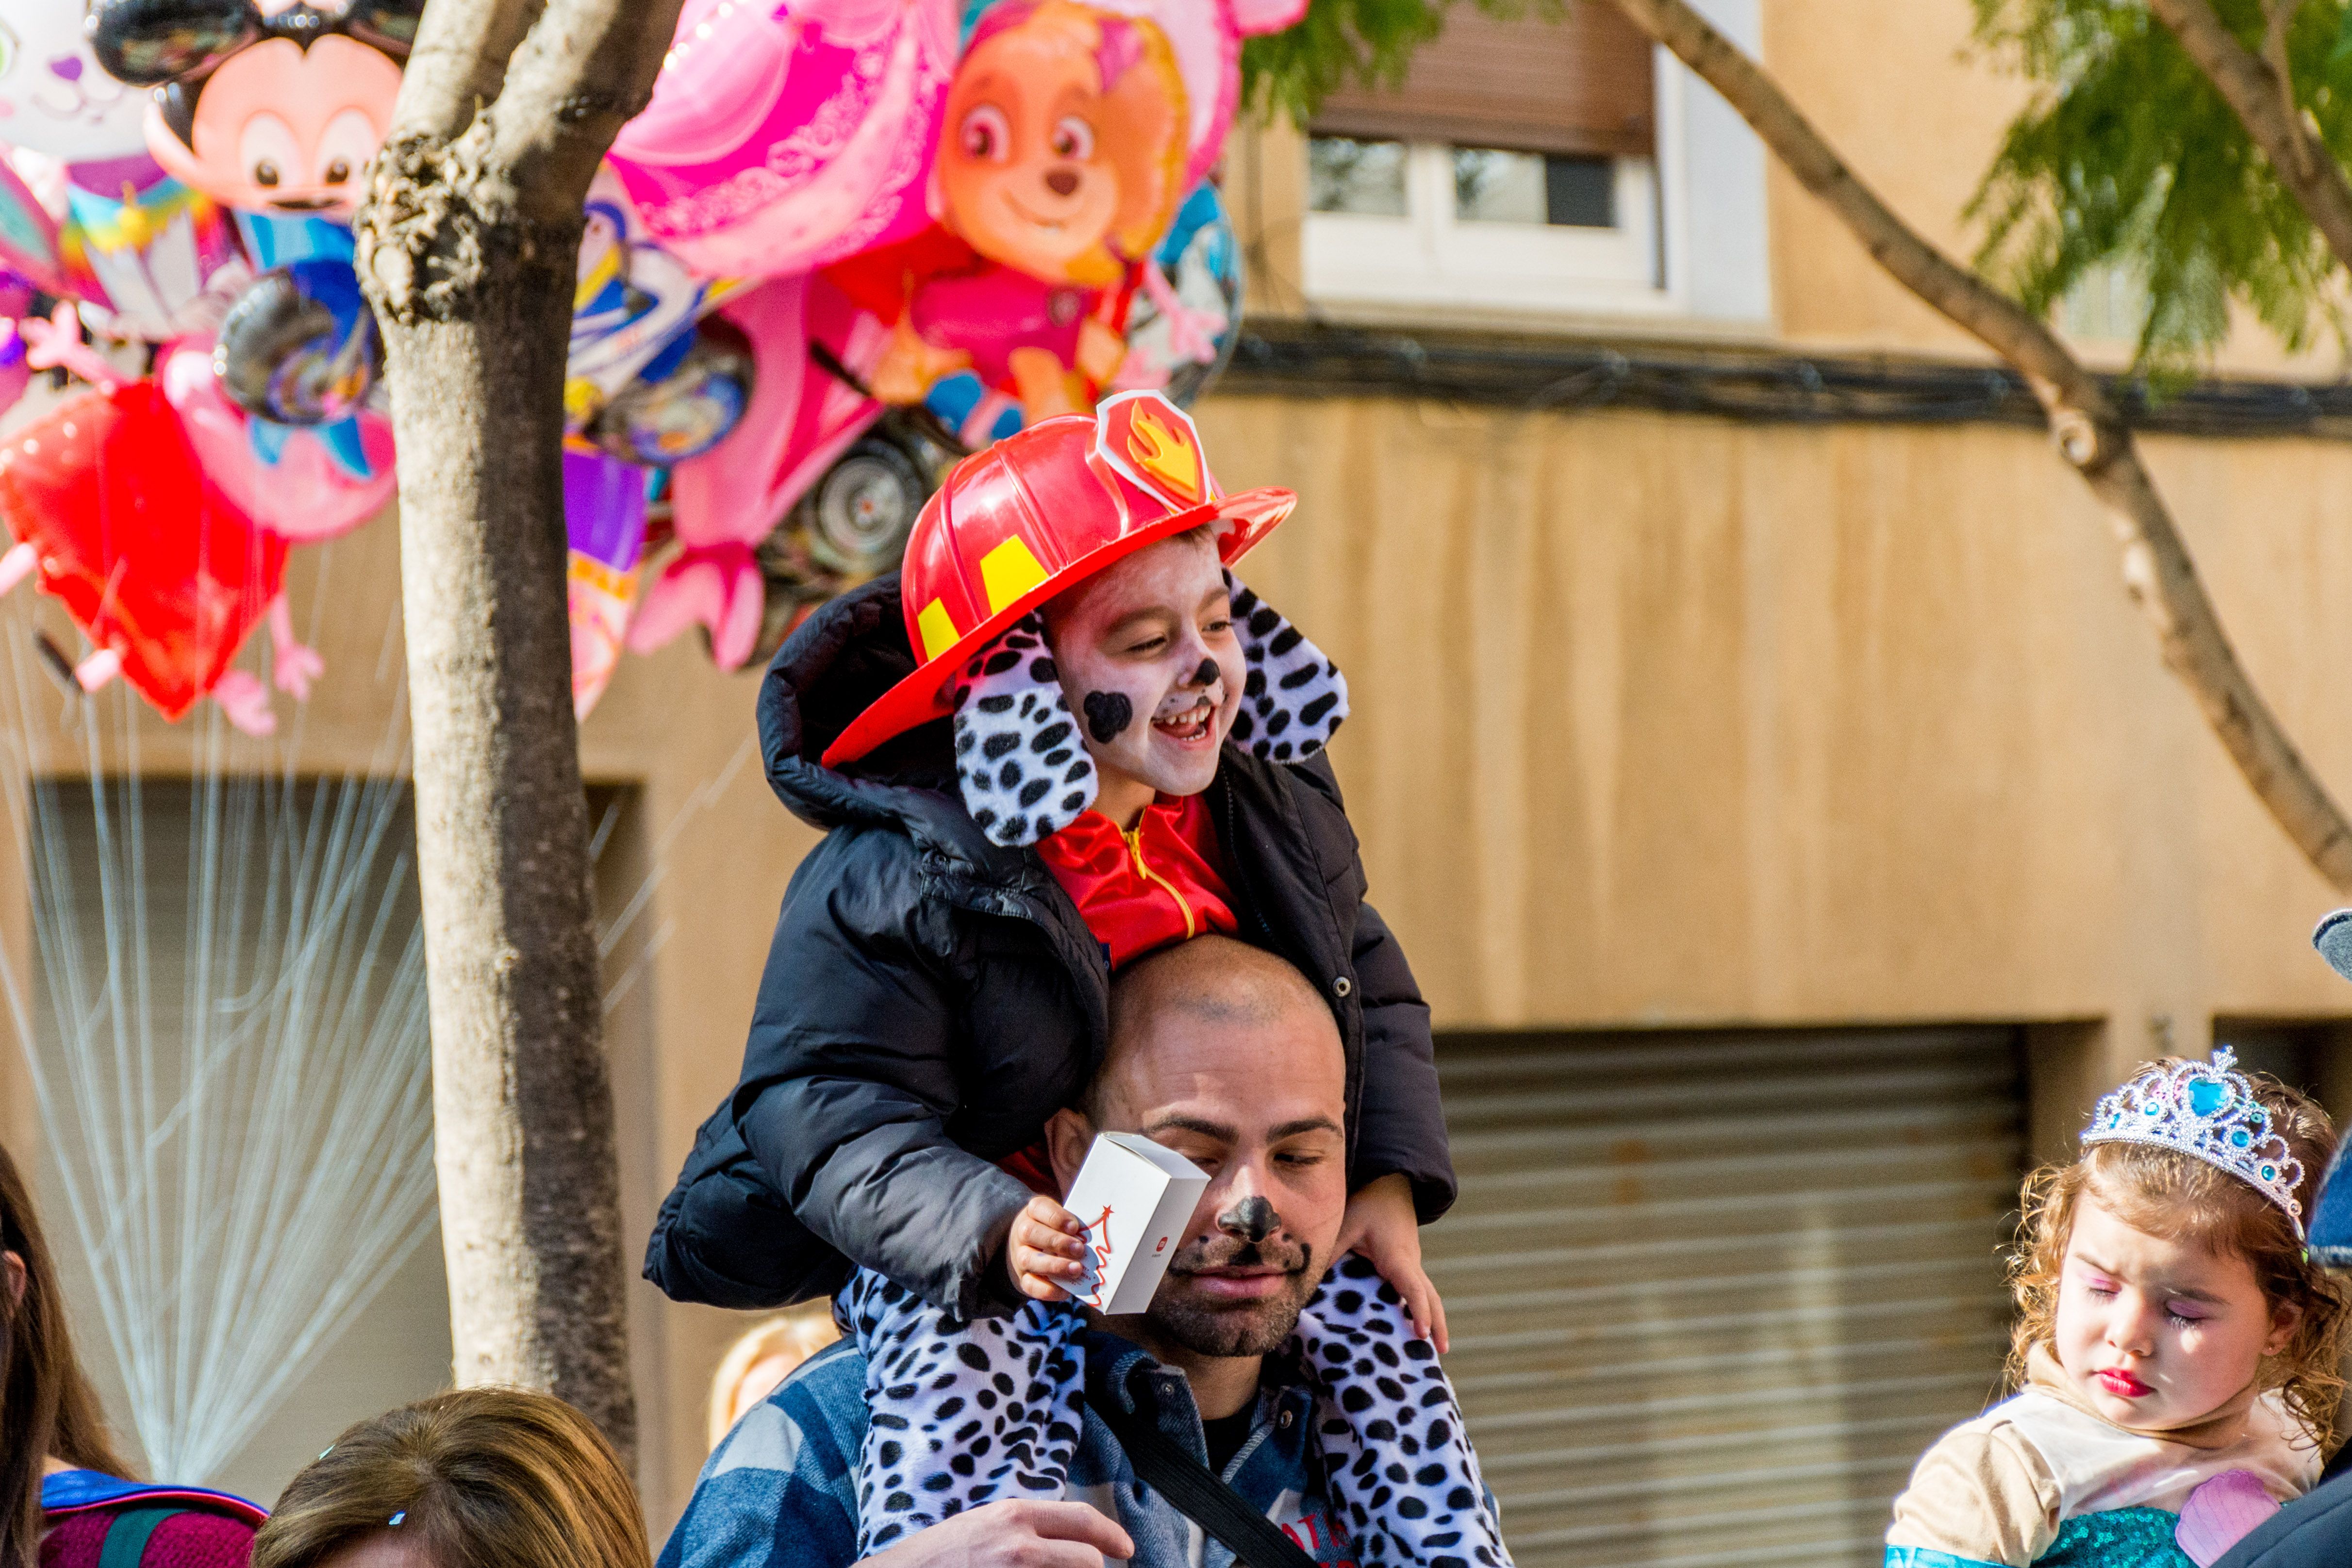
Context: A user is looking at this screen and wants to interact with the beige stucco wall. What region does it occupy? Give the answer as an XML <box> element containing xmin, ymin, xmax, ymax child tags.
<box><xmin>1197</xmin><ymin>393</ymin><xmax>2352</xmax><ymax>1035</ymax></box>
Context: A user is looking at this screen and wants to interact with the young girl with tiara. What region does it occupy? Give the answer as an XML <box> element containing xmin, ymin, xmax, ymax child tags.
<box><xmin>1886</xmin><ymin>1050</ymin><xmax>2351</xmax><ymax>1568</ymax></box>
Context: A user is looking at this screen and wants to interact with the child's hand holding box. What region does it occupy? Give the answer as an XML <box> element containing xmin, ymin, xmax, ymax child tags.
<box><xmin>1004</xmin><ymin>1133</ymin><xmax>1210</xmax><ymax>1314</ymax></box>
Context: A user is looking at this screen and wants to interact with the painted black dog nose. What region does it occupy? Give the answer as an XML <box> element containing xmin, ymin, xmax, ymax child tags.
<box><xmin>1218</xmin><ymin>1196</ymin><xmax>1277</xmax><ymax>1242</ymax></box>
<box><xmin>1193</xmin><ymin>659</ymin><xmax>1220</xmax><ymax>687</ymax></box>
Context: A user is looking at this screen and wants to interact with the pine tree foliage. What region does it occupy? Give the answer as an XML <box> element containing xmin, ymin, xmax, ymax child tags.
<box><xmin>1240</xmin><ymin>0</ymin><xmax>1554</xmax><ymax>127</ymax></box>
<box><xmin>1971</xmin><ymin>0</ymin><xmax>2352</xmax><ymax>368</ymax></box>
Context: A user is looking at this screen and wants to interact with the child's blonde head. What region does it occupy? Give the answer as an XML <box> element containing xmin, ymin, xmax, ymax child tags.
<box><xmin>2008</xmin><ymin>1060</ymin><xmax>2350</xmax><ymax>1442</ymax></box>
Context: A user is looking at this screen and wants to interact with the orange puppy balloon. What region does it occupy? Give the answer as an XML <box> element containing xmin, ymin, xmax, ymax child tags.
<box><xmin>936</xmin><ymin>0</ymin><xmax>1187</xmax><ymax>289</ymax></box>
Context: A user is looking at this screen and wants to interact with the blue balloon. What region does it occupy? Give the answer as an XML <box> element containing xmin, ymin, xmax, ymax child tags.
<box><xmin>214</xmin><ymin>260</ymin><xmax>382</xmax><ymax>427</ymax></box>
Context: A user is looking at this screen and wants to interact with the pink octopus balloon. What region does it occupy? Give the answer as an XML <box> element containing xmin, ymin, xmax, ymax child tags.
<box><xmin>605</xmin><ymin>0</ymin><xmax>959</xmax><ymax>281</ymax></box>
<box><xmin>628</xmin><ymin>272</ymin><xmax>889</xmax><ymax>669</ymax></box>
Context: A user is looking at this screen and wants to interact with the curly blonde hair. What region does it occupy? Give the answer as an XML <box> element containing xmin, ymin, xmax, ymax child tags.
<box><xmin>2006</xmin><ymin>1060</ymin><xmax>2351</xmax><ymax>1445</ymax></box>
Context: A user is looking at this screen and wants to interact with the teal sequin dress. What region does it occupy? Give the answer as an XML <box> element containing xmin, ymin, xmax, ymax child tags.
<box><xmin>1881</xmin><ymin>1514</ymin><xmax>2192</xmax><ymax>1568</ymax></box>
<box><xmin>2034</xmin><ymin>1508</ymin><xmax>2198</xmax><ymax>1568</ymax></box>
<box><xmin>1886</xmin><ymin>1507</ymin><xmax>2202</xmax><ymax>1568</ymax></box>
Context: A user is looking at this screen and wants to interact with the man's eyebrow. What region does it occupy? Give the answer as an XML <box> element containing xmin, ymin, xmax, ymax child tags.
<box><xmin>1142</xmin><ymin>1114</ymin><xmax>1237</xmax><ymax>1141</ymax></box>
<box><xmin>1270</xmin><ymin>1117</ymin><xmax>1344</xmax><ymax>1141</ymax></box>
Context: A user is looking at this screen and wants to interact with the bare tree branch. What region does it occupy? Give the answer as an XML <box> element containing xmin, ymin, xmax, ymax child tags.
<box><xmin>1605</xmin><ymin>0</ymin><xmax>2352</xmax><ymax>890</ymax></box>
<box><xmin>2261</xmin><ymin>0</ymin><xmax>2305</xmax><ymax>180</ymax></box>
<box><xmin>2149</xmin><ymin>0</ymin><xmax>2352</xmax><ymax>263</ymax></box>
<box><xmin>484</xmin><ymin>0</ymin><xmax>681</xmax><ymax>220</ymax></box>
<box><xmin>393</xmin><ymin>0</ymin><xmax>547</xmax><ymax>147</ymax></box>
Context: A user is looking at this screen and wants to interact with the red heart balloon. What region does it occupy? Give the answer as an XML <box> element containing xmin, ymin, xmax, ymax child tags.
<box><xmin>0</xmin><ymin>381</ymin><xmax>285</xmax><ymax>721</ymax></box>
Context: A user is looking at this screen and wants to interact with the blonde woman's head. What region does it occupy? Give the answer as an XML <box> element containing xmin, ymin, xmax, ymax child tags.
<box><xmin>707</xmin><ymin>1304</ymin><xmax>840</xmax><ymax>1450</ymax></box>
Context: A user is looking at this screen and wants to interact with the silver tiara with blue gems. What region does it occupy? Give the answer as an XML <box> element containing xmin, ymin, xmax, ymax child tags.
<box><xmin>2082</xmin><ymin>1048</ymin><xmax>2305</xmax><ymax>1237</ymax></box>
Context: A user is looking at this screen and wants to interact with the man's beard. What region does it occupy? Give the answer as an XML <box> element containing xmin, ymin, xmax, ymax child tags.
<box><xmin>1145</xmin><ymin>1232</ymin><xmax>1319</xmax><ymax>1358</ymax></box>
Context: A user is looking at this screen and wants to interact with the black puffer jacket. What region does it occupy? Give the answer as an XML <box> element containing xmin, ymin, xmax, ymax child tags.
<box><xmin>644</xmin><ymin>575</ymin><xmax>1455</xmax><ymax>1319</ymax></box>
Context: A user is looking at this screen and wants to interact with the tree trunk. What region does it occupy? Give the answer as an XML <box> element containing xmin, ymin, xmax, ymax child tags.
<box><xmin>355</xmin><ymin>0</ymin><xmax>683</xmax><ymax>1458</ymax></box>
<box><xmin>1605</xmin><ymin>0</ymin><xmax>2352</xmax><ymax>892</ymax></box>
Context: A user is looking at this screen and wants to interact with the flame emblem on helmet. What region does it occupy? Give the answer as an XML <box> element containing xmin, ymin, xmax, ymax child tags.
<box><xmin>1126</xmin><ymin>404</ymin><xmax>1204</xmax><ymax>504</ymax></box>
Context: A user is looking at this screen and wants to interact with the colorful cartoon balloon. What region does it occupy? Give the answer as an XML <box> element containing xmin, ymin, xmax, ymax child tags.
<box><xmin>0</xmin><ymin>148</ymin><xmax>64</xmax><ymax>294</ymax></box>
<box><xmin>1226</xmin><ymin>0</ymin><xmax>1309</xmax><ymax>33</ymax></box>
<box><xmin>567</xmin><ymin>166</ymin><xmax>739</xmax><ymax>429</ymax></box>
<box><xmin>0</xmin><ymin>379</ymin><xmax>287</xmax><ymax>726</ymax></box>
<box><xmin>564</xmin><ymin>446</ymin><xmax>648</xmax><ymax>718</ymax></box>
<box><xmin>739</xmin><ymin>423</ymin><xmax>933</xmax><ymax>665</ymax></box>
<box><xmin>0</xmin><ymin>3</ymin><xmax>151</xmax><ymax>161</ymax></box>
<box><xmin>587</xmin><ymin>319</ymin><xmax>754</xmax><ymax>466</ymax></box>
<box><xmin>628</xmin><ymin>273</ymin><xmax>891</xmax><ymax>669</ymax></box>
<box><xmin>0</xmin><ymin>277</ymin><xmax>34</xmax><ymax>420</ymax></box>
<box><xmin>961</xmin><ymin>0</ymin><xmax>1289</xmax><ymax>192</ymax></box>
<box><xmin>604</xmin><ymin>0</ymin><xmax>958</xmax><ymax>281</ymax></box>
<box><xmin>1108</xmin><ymin>179</ymin><xmax>1238</xmax><ymax>406</ymax></box>
<box><xmin>57</xmin><ymin>160</ymin><xmax>249</xmax><ymax>341</ymax></box>
<box><xmin>854</xmin><ymin>0</ymin><xmax>1189</xmax><ymax>427</ymax></box>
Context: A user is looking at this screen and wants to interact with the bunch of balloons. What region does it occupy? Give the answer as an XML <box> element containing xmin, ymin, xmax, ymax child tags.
<box><xmin>0</xmin><ymin>0</ymin><xmax>1291</xmax><ymax>729</ymax></box>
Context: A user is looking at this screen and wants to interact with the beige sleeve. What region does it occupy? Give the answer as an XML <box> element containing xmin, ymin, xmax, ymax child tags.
<box><xmin>1885</xmin><ymin>1424</ymin><xmax>2061</xmax><ymax>1567</ymax></box>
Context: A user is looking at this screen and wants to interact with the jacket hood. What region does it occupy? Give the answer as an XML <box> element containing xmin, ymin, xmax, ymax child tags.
<box><xmin>757</xmin><ymin>576</ymin><xmax>1014</xmax><ymax>870</ymax></box>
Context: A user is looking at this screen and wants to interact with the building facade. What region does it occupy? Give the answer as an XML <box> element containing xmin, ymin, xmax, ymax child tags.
<box><xmin>11</xmin><ymin>2</ymin><xmax>2352</xmax><ymax>1564</ymax></box>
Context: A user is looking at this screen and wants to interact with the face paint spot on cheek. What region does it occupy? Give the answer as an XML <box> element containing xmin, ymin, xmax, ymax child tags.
<box><xmin>1082</xmin><ymin>691</ymin><xmax>1132</xmax><ymax>744</ymax></box>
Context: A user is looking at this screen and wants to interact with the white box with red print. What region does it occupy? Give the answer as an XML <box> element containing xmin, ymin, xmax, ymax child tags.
<box><xmin>1063</xmin><ymin>1133</ymin><xmax>1210</xmax><ymax>1315</ymax></box>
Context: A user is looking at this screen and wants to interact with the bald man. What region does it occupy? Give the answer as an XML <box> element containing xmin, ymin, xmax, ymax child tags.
<box><xmin>662</xmin><ymin>936</ymin><xmax>1405</xmax><ymax>1568</ymax></box>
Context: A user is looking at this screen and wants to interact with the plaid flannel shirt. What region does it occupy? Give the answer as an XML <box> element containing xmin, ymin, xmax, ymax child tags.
<box><xmin>659</xmin><ymin>1331</ymin><xmax>1363</xmax><ymax>1568</ymax></box>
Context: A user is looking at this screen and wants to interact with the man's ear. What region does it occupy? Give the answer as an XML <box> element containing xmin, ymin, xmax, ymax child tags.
<box><xmin>3</xmin><ymin>1250</ymin><xmax>26</xmax><ymax>1312</ymax></box>
<box><xmin>1045</xmin><ymin>1107</ymin><xmax>1094</xmax><ymax>1197</ymax></box>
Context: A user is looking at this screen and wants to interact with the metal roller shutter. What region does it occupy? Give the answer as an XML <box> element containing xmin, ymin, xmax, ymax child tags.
<box><xmin>1309</xmin><ymin>6</ymin><xmax>1658</xmax><ymax>161</ymax></box>
<box><xmin>1428</xmin><ymin>1026</ymin><xmax>2025</xmax><ymax>1568</ymax></box>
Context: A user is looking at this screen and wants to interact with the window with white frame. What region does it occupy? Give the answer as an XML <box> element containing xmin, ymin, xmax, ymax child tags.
<box><xmin>1307</xmin><ymin>137</ymin><xmax>1661</xmax><ymax>312</ymax></box>
<box><xmin>1298</xmin><ymin>0</ymin><xmax>1770</xmax><ymax>326</ymax></box>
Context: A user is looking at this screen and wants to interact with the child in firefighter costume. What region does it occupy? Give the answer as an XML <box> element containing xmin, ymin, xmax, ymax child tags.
<box><xmin>648</xmin><ymin>391</ymin><xmax>1506</xmax><ymax>1567</ymax></box>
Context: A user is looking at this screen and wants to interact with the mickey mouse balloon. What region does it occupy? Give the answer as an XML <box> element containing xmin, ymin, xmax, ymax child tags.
<box><xmin>88</xmin><ymin>0</ymin><xmax>424</xmax><ymax>220</ymax></box>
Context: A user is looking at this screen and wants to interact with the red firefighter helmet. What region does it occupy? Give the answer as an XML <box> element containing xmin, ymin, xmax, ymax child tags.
<box><xmin>822</xmin><ymin>391</ymin><xmax>1295</xmax><ymax>767</ymax></box>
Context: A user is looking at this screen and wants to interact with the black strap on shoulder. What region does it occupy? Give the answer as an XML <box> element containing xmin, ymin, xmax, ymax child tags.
<box><xmin>1088</xmin><ymin>1392</ymin><xmax>1319</xmax><ymax>1568</ymax></box>
<box><xmin>96</xmin><ymin>1509</ymin><xmax>183</xmax><ymax>1568</ymax></box>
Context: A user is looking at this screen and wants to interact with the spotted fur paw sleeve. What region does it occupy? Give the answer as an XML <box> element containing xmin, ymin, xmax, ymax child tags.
<box><xmin>844</xmin><ymin>1271</ymin><xmax>1085</xmax><ymax>1556</ymax></box>
<box><xmin>1306</xmin><ymin>1254</ymin><xmax>1511</xmax><ymax>1568</ymax></box>
<box><xmin>845</xmin><ymin>1256</ymin><xmax>1511</xmax><ymax>1567</ymax></box>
